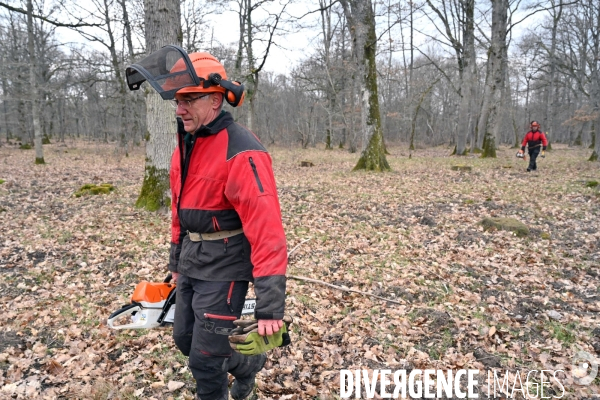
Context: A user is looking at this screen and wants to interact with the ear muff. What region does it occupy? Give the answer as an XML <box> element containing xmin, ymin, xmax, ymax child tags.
<box><xmin>200</xmin><ymin>72</ymin><xmax>245</xmax><ymax>107</ymax></box>
<box><xmin>220</xmin><ymin>79</ymin><xmax>245</xmax><ymax>107</ymax></box>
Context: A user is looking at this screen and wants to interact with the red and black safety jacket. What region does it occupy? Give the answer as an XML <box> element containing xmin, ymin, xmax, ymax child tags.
<box><xmin>521</xmin><ymin>130</ymin><xmax>548</xmax><ymax>151</ymax></box>
<box><xmin>168</xmin><ymin>111</ymin><xmax>287</xmax><ymax>320</ymax></box>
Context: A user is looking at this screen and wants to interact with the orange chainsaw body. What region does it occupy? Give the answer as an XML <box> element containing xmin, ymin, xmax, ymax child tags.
<box><xmin>131</xmin><ymin>281</ymin><xmax>175</xmax><ymax>304</ymax></box>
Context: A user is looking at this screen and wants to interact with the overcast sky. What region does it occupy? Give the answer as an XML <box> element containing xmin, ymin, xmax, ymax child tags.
<box><xmin>48</xmin><ymin>0</ymin><xmax>543</xmax><ymax>77</ymax></box>
<box><xmin>204</xmin><ymin>0</ymin><xmax>541</xmax><ymax>76</ymax></box>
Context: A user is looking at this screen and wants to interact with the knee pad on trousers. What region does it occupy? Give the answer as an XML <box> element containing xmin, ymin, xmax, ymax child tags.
<box><xmin>227</xmin><ymin>351</ymin><xmax>266</xmax><ymax>379</ymax></box>
<box><xmin>173</xmin><ymin>333</ymin><xmax>192</xmax><ymax>357</ymax></box>
<box><xmin>189</xmin><ymin>352</ymin><xmax>229</xmax><ymax>400</ymax></box>
<box><xmin>189</xmin><ymin>351</ymin><xmax>225</xmax><ymax>373</ymax></box>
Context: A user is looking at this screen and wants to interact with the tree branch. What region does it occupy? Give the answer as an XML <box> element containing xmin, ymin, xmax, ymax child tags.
<box><xmin>0</xmin><ymin>1</ymin><xmax>101</xmax><ymax>27</ymax></box>
<box><xmin>287</xmin><ymin>274</ymin><xmax>407</xmax><ymax>305</ymax></box>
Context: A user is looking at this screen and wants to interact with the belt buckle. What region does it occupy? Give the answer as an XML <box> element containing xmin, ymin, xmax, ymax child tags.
<box><xmin>188</xmin><ymin>231</ymin><xmax>202</xmax><ymax>242</ymax></box>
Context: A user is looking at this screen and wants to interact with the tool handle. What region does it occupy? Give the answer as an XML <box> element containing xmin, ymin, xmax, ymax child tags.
<box><xmin>158</xmin><ymin>287</ymin><xmax>177</xmax><ymax>325</ymax></box>
<box><xmin>107</xmin><ymin>304</ymin><xmax>142</xmax><ymax>329</ymax></box>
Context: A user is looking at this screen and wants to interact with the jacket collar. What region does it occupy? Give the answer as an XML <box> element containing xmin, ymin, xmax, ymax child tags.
<box><xmin>193</xmin><ymin>110</ymin><xmax>234</xmax><ymax>137</ymax></box>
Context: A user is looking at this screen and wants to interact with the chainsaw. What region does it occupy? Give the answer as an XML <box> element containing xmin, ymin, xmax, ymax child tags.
<box><xmin>516</xmin><ymin>151</ymin><xmax>527</xmax><ymax>161</ymax></box>
<box><xmin>107</xmin><ymin>274</ymin><xmax>256</xmax><ymax>330</ymax></box>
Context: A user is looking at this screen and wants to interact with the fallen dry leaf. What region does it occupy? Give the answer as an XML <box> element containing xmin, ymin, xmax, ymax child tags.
<box><xmin>167</xmin><ymin>380</ymin><xmax>185</xmax><ymax>391</ymax></box>
<box><xmin>0</xmin><ymin>143</ymin><xmax>599</xmax><ymax>398</ymax></box>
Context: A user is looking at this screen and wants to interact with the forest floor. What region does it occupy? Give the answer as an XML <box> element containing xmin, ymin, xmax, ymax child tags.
<box><xmin>0</xmin><ymin>140</ymin><xmax>599</xmax><ymax>400</ymax></box>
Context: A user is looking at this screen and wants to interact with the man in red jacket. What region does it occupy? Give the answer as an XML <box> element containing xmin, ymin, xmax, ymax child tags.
<box><xmin>518</xmin><ymin>121</ymin><xmax>548</xmax><ymax>172</ymax></box>
<box><xmin>164</xmin><ymin>52</ymin><xmax>287</xmax><ymax>400</ymax></box>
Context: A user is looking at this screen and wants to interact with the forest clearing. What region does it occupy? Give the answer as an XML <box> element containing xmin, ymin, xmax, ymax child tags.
<box><xmin>0</xmin><ymin>142</ymin><xmax>599</xmax><ymax>399</ymax></box>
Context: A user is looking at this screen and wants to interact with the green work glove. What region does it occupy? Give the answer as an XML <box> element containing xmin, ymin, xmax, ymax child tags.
<box><xmin>229</xmin><ymin>316</ymin><xmax>292</xmax><ymax>355</ymax></box>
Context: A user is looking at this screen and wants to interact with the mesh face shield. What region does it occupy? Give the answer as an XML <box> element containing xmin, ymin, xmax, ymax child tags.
<box><xmin>125</xmin><ymin>45</ymin><xmax>200</xmax><ymax>100</ymax></box>
<box><xmin>126</xmin><ymin>45</ymin><xmax>245</xmax><ymax>107</ymax></box>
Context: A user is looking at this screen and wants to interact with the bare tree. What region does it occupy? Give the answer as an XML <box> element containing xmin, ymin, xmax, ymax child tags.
<box><xmin>425</xmin><ymin>0</ymin><xmax>475</xmax><ymax>156</ymax></box>
<box><xmin>542</xmin><ymin>0</ymin><xmax>564</xmax><ymax>149</ymax></box>
<box><xmin>340</xmin><ymin>0</ymin><xmax>390</xmax><ymax>171</ymax></box>
<box><xmin>478</xmin><ymin>0</ymin><xmax>509</xmax><ymax>158</ymax></box>
<box><xmin>585</xmin><ymin>0</ymin><xmax>600</xmax><ymax>161</ymax></box>
<box><xmin>232</xmin><ymin>0</ymin><xmax>289</xmax><ymax>132</ymax></box>
<box><xmin>26</xmin><ymin>0</ymin><xmax>43</xmax><ymax>163</ymax></box>
<box><xmin>1</xmin><ymin>0</ymin><xmax>98</xmax><ymax>160</ymax></box>
<box><xmin>135</xmin><ymin>0</ymin><xmax>181</xmax><ymax>210</ymax></box>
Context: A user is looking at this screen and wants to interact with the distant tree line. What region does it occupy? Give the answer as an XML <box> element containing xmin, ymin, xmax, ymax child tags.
<box><xmin>1</xmin><ymin>0</ymin><xmax>599</xmax><ymax>160</ymax></box>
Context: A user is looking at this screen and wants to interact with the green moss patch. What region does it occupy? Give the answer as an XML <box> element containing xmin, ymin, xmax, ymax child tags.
<box><xmin>480</xmin><ymin>217</ymin><xmax>529</xmax><ymax>237</ymax></box>
<box><xmin>19</xmin><ymin>143</ymin><xmax>32</xmax><ymax>150</ymax></box>
<box><xmin>74</xmin><ymin>183</ymin><xmax>115</xmax><ymax>197</ymax></box>
<box><xmin>585</xmin><ymin>180</ymin><xmax>598</xmax><ymax>188</ymax></box>
<box><xmin>136</xmin><ymin>166</ymin><xmax>170</xmax><ymax>211</ymax></box>
<box><xmin>0</xmin><ymin>179</ymin><xmax>4</xmax><ymax>184</ymax></box>
<box><xmin>352</xmin><ymin>130</ymin><xmax>390</xmax><ymax>172</ymax></box>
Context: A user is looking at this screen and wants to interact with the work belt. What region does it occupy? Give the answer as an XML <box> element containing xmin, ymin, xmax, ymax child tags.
<box><xmin>188</xmin><ymin>228</ymin><xmax>244</xmax><ymax>242</ymax></box>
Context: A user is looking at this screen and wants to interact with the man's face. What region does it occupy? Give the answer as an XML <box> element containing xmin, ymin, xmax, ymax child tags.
<box><xmin>531</xmin><ymin>124</ymin><xmax>539</xmax><ymax>131</ymax></box>
<box><xmin>174</xmin><ymin>92</ymin><xmax>214</xmax><ymax>132</ymax></box>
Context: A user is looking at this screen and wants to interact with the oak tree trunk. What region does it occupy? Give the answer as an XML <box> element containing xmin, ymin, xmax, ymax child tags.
<box><xmin>27</xmin><ymin>0</ymin><xmax>44</xmax><ymax>164</ymax></box>
<box><xmin>479</xmin><ymin>0</ymin><xmax>508</xmax><ymax>158</ymax></box>
<box><xmin>455</xmin><ymin>0</ymin><xmax>475</xmax><ymax>156</ymax></box>
<box><xmin>137</xmin><ymin>0</ymin><xmax>181</xmax><ymax>211</ymax></box>
<box><xmin>341</xmin><ymin>0</ymin><xmax>390</xmax><ymax>171</ymax></box>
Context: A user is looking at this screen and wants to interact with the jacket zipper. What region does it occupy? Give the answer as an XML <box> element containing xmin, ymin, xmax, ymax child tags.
<box><xmin>249</xmin><ymin>157</ymin><xmax>264</xmax><ymax>193</ymax></box>
<box><xmin>177</xmin><ymin>134</ymin><xmax>195</xmax><ymax>219</ymax></box>
<box><xmin>227</xmin><ymin>282</ymin><xmax>235</xmax><ymax>313</ymax></box>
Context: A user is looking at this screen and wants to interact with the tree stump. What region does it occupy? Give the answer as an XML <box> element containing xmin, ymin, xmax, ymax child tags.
<box><xmin>480</xmin><ymin>217</ymin><xmax>529</xmax><ymax>237</ymax></box>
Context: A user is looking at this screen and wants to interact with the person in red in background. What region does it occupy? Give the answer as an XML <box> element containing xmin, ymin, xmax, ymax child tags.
<box><xmin>518</xmin><ymin>121</ymin><xmax>548</xmax><ymax>172</ymax></box>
